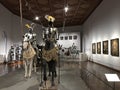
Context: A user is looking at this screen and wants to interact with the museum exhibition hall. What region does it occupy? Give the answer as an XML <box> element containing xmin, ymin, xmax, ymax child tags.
<box><xmin>0</xmin><ymin>0</ymin><xmax>120</xmax><ymax>90</ymax></box>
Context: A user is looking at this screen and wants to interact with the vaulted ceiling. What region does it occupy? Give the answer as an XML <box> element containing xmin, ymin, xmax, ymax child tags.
<box><xmin>0</xmin><ymin>0</ymin><xmax>102</xmax><ymax>27</ymax></box>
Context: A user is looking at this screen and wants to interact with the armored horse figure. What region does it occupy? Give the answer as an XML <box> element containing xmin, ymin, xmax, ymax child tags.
<box><xmin>41</xmin><ymin>15</ymin><xmax>59</xmax><ymax>86</ymax></box>
<box><xmin>22</xmin><ymin>23</ymin><xmax>38</xmax><ymax>78</ymax></box>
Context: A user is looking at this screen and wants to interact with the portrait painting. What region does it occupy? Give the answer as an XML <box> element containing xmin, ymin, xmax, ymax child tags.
<box><xmin>103</xmin><ymin>40</ymin><xmax>108</xmax><ymax>54</ymax></box>
<box><xmin>69</xmin><ymin>36</ymin><xmax>72</xmax><ymax>40</ymax></box>
<box><xmin>97</xmin><ymin>42</ymin><xmax>101</xmax><ymax>54</ymax></box>
<box><xmin>73</xmin><ymin>35</ymin><xmax>77</xmax><ymax>40</ymax></box>
<box><xmin>92</xmin><ymin>43</ymin><xmax>96</xmax><ymax>54</ymax></box>
<box><xmin>65</xmin><ymin>36</ymin><xmax>68</xmax><ymax>40</ymax></box>
<box><xmin>111</xmin><ymin>38</ymin><xmax>119</xmax><ymax>56</ymax></box>
<box><xmin>60</xmin><ymin>36</ymin><xmax>63</xmax><ymax>40</ymax></box>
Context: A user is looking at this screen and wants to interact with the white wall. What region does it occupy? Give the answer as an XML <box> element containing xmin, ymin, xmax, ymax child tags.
<box><xmin>58</xmin><ymin>26</ymin><xmax>82</xmax><ymax>51</ymax></box>
<box><xmin>0</xmin><ymin>3</ymin><xmax>42</xmax><ymax>62</ymax></box>
<box><xmin>58</xmin><ymin>32</ymin><xmax>80</xmax><ymax>50</ymax></box>
<box><xmin>0</xmin><ymin>3</ymin><xmax>13</xmax><ymax>61</ymax></box>
<box><xmin>82</xmin><ymin>0</ymin><xmax>120</xmax><ymax>70</ymax></box>
<box><xmin>11</xmin><ymin>15</ymin><xmax>43</xmax><ymax>44</ymax></box>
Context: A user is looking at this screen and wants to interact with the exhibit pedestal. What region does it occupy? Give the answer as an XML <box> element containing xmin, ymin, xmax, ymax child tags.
<box><xmin>39</xmin><ymin>77</ymin><xmax>58</xmax><ymax>90</ymax></box>
<box><xmin>79</xmin><ymin>53</ymin><xmax>88</xmax><ymax>61</ymax></box>
<box><xmin>0</xmin><ymin>55</ymin><xmax>4</xmax><ymax>64</ymax></box>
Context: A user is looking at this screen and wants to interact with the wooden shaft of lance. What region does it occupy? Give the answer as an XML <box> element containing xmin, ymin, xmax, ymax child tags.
<box><xmin>19</xmin><ymin>0</ymin><xmax>23</xmax><ymax>36</ymax></box>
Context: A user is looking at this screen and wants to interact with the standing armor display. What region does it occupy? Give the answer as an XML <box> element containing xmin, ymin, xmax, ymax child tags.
<box><xmin>23</xmin><ymin>23</ymin><xmax>37</xmax><ymax>48</ymax></box>
<box><xmin>16</xmin><ymin>46</ymin><xmax>22</xmax><ymax>60</ymax></box>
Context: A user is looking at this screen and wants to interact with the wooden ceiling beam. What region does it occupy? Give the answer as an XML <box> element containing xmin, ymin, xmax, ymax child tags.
<box><xmin>48</xmin><ymin>0</ymin><xmax>52</xmax><ymax>15</ymax></box>
<box><xmin>0</xmin><ymin>0</ymin><xmax>103</xmax><ymax>27</ymax></box>
<box><xmin>69</xmin><ymin>0</ymin><xmax>82</xmax><ymax>24</ymax></box>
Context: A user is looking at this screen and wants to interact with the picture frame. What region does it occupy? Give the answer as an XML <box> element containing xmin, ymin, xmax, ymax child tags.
<box><xmin>92</xmin><ymin>43</ymin><xmax>96</xmax><ymax>54</ymax></box>
<box><xmin>69</xmin><ymin>36</ymin><xmax>72</xmax><ymax>40</ymax></box>
<box><xmin>103</xmin><ymin>40</ymin><xmax>108</xmax><ymax>54</ymax></box>
<box><xmin>60</xmin><ymin>36</ymin><xmax>63</xmax><ymax>40</ymax></box>
<box><xmin>73</xmin><ymin>35</ymin><xmax>77</xmax><ymax>40</ymax></box>
<box><xmin>111</xmin><ymin>38</ymin><xmax>119</xmax><ymax>56</ymax></box>
<box><xmin>65</xmin><ymin>36</ymin><xmax>68</xmax><ymax>40</ymax></box>
<box><xmin>97</xmin><ymin>42</ymin><xmax>101</xmax><ymax>54</ymax></box>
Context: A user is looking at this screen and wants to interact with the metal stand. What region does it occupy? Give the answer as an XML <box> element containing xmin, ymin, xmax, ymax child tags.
<box><xmin>39</xmin><ymin>47</ymin><xmax>43</xmax><ymax>86</ymax></box>
<box><xmin>113</xmin><ymin>82</ymin><xmax>115</xmax><ymax>90</ymax></box>
<box><xmin>39</xmin><ymin>60</ymin><xmax>43</xmax><ymax>86</ymax></box>
<box><xmin>58</xmin><ymin>53</ymin><xmax>60</xmax><ymax>84</ymax></box>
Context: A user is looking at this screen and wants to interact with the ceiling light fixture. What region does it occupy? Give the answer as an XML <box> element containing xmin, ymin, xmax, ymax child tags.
<box><xmin>64</xmin><ymin>6</ymin><xmax>69</xmax><ymax>13</ymax></box>
<box><xmin>35</xmin><ymin>16</ymin><xmax>39</xmax><ymax>20</ymax></box>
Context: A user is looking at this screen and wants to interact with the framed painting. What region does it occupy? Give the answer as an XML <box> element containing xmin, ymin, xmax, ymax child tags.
<box><xmin>103</xmin><ymin>40</ymin><xmax>108</xmax><ymax>54</ymax></box>
<box><xmin>97</xmin><ymin>42</ymin><xmax>101</xmax><ymax>54</ymax></box>
<box><xmin>111</xmin><ymin>38</ymin><xmax>119</xmax><ymax>56</ymax></box>
<box><xmin>65</xmin><ymin>36</ymin><xmax>68</xmax><ymax>40</ymax></box>
<box><xmin>73</xmin><ymin>35</ymin><xmax>77</xmax><ymax>40</ymax></box>
<box><xmin>92</xmin><ymin>43</ymin><xmax>96</xmax><ymax>54</ymax></box>
<box><xmin>69</xmin><ymin>36</ymin><xmax>72</xmax><ymax>40</ymax></box>
<box><xmin>60</xmin><ymin>36</ymin><xmax>63</xmax><ymax>40</ymax></box>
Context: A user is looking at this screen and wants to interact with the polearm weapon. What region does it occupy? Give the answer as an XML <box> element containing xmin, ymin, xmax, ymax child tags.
<box><xmin>58</xmin><ymin>46</ymin><xmax>60</xmax><ymax>84</ymax></box>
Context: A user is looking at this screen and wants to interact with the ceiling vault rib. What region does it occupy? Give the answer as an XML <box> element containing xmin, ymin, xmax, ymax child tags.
<box><xmin>64</xmin><ymin>0</ymin><xmax>68</xmax><ymax>26</ymax></box>
<box><xmin>24</xmin><ymin>0</ymin><xmax>35</xmax><ymax>18</ymax></box>
<box><xmin>34</xmin><ymin>0</ymin><xmax>44</xmax><ymax>26</ymax></box>
<box><xmin>69</xmin><ymin>0</ymin><xmax>81</xmax><ymax>24</ymax></box>
<box><xmin>62</xmin><ymin>0</ymin><xmax>67</xmax><ymax>29</ymax></box>
<box><xmin>35</xmin><ymin>0</ymin><xmax>43</xmax><ymax>15</ymax></box>
<box><xmin>81</xmin><ymin>0</ymin><xmax>103</xmax><ymax>24</ymax></box>
<box><xmin>48</xmin><ymin>0</ymin><xmax>52</xmax><ymax>15</ymax></box>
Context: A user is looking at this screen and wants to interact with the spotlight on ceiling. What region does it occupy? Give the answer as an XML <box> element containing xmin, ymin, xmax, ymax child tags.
<box><xmin>64</xmin><ymin>6</ymin><xmax>69</xmax><ymax>12</ymax></box>
<box><xmin>35</xmin><ymin>16</ymin><xmax>39</xmax><ymax>20</ymax></box>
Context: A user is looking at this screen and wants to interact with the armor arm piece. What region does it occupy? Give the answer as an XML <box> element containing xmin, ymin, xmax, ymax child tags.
<box><xmin>23</xmin><ymin>33</ymin><xmax>33</xmax><ymax>42</ymax></box>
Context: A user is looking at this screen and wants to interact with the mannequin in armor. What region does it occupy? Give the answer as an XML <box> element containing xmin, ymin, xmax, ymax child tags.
<box><xmin>42</xmin><ymin>15</ymin><xmax>59</xmax><ymax>61</ymax></box>
<box><xmin>41</xmin><ymin>15</ymin><xmax>59</xmax><ymax>86</ymax></box>
<box><xmin>23</xmin><ymin>23</ymin><xmax>37</xmax><ymax>48</ymax></box>
<box><xmin>23</xmin><ymin>23</ymin><xmax>38</xmax><ymax>78</ymax></box>
<box><xmin>43</xmin><ymin>27</ymin><xmax>58</xmax><ymax>50</ymax></box>
<box><xmin>43</xmin><ymin>15</ymin><xmax>58</xmax><ymax>50</ymax></box>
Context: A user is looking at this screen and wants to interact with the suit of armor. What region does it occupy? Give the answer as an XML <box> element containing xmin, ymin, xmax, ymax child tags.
<box><xmin>23</xmin><ymin>23</ymin><xmax>37</xmax><ymax>49</ymax></box>
<box><xmin>42</xmin><ymin>27</ymin><xmax>58</xmax><ymax>50</ymax></box>
<box><xmin>23</xmin><ymin>23</ymin><xmax>38</xmax><ymax>78</ymax></box>
<box><xmin>40</xmin><ymin>15</ymin><xmax>59</xmax><ymax>86</ymax></box>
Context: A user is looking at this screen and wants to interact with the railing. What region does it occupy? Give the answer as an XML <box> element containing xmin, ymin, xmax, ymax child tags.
<box><xmin>80</xmin><ymin>67</ymin><xmax>117</xmax><ymax>90</ymax></box>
